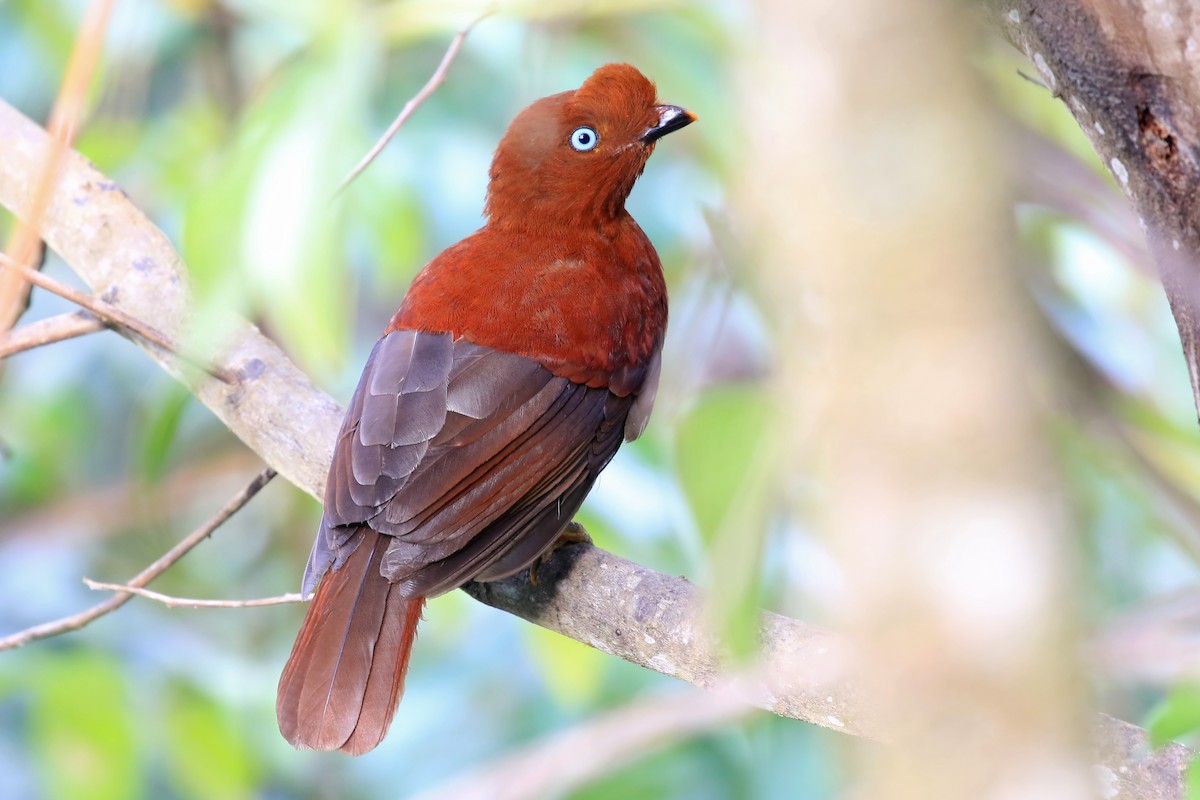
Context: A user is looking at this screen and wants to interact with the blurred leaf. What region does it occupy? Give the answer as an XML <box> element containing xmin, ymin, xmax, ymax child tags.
<box><xmin>675</xmin><ymin>385</ymin><xmax>776</xmax><ymax>658</ymax></box>
<box><xmin>675</xmin><ymin>386</ymin><xmax>771</xmax><ymax>542</ymax></box>
<box><xmin>1146</xmin><ymin>682</ymin><xmax>1200</xmax><ymax>747</ymax></box>
<box><xmin>348</xmin><ymin>177</ymin><xmax>426</xmax><ymax>291</ymax></box>
<box><xmin>12</xmin><ymin>0</ymin><xmax>75</xmax><ymax>66</ymax></box>
<box><xmin>0</xmin><ymin>390</ymin><xmax>93</xmax><ymax>510</ymax></box>
<box><xmin>377</xmin><ymin>0</ymin><xmax>685</xmax><ymax>42</ymax></box>
<box><xmin>135</xmin><ymin>383</ymin><xmax>192</xmax><ymax>483</ymax></box>
<box><xmin>30</xmin><ymin>653</ymin><xmax>140</xmax><ymax>800</ymax></box>
<box><xmin>571</xmin><ymin>725</ymin><xmax>741</xmax><ymax>800</ymax></box>
<box><xmin>147</xmin><ymin>101</ymin><xmax>228</xmax><ymax>198</ymax></box>
<box><xmin>164</xmin><ymin>686</ymin><xmax>257</xmax><ymax>800</ymax></box>
<box><xmin>524</xmin><ymin>624</ymin><xmax>603</xmax><ymax>707</ymax></box>
<box><xmin>75</xmin><ymin>120</ymin><xmax>144</xmax><ymax>174</ymax></box>
<box><xmin>183</xmin><ymin>20</ymin><xmax>379</xmax><ymax>377</ymax></box>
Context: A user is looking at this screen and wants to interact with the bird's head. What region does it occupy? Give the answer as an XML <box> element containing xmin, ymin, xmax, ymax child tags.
<box><xmin>484</xmin><ymin>63</ymin><xmax>695</xmax><ymax>230</ymax></box>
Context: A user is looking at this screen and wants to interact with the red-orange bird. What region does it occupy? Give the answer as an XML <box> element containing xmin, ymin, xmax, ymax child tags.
<box><xmin>276</xmin><ymin>63</ymin><xmax>695</xmax><ymax>755</ymax></box>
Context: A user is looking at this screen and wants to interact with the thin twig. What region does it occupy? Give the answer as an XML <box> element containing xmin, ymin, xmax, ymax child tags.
<box><xmin>0</xmin><ymin>309</ymin><xmax>106</xmax><ymax>358</ymax></box>
<box><xmin>0</xmin><ymin>468</ymin><xmax>276</xmax><ymax>651</ymax></box>
<box><xmin>0</xmin><ymin>253</ymin><xmax>235</xmax><ymax>384</ymax></box>
<box><xmin>0</xmin><ymin>0</ymin><xmax>116</xmax><ymax>332</ymax></box>
<box><xmin>1016</xmin><ymin>68</ymin><xmax>1051</xmax><ymax>92</ymax></box>
<box><xmin>334</xmin><ymin>11</ymin><xmax>490</xmax><ymax>196</ymax></box>
<box><xmin>83</xmin><ymin>579</ymin><xmax>307</xmax><ymax>608</ymax></box>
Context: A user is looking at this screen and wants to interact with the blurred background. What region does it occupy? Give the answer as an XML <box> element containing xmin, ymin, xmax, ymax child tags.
<box><xmin>0</xmin><ymin>0</ymin><xmax>1198</xmax><ymax>798</ymax></box>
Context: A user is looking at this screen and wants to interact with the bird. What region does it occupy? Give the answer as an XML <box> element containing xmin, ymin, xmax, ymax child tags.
<box><xmin>276</xmin><ymin>62</ymin><xmax>695</xmax><ymax>756</ymax></box>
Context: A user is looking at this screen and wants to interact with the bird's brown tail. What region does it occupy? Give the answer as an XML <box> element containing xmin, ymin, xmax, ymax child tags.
<box><xmin>276</xmin><ymin>530</ymin><xmax>424</xmax><ymax>755</ymax></box>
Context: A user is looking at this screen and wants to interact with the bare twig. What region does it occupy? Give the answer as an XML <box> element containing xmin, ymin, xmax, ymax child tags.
<box><xmin>83</xmin><ymin>579</ymin><xmax>306</xmax><ymax>608</ymax></box>
<box><xmin>0</xmin><ymin>253</ymin><xmax>235</xmax><ymax>383</ymax></box>
<box><xmin>334</xmin><ymin>11</ymin><xmax>489</xmax><ymax>196</ymax></box>
<box><xmin>411</xmin><ymin>688</ymin><xmax>755</xmax><ymax>800</ymax></box>
<box><xmin>1015</xmin><ymin>68</ymin><xmax>1050</xmax><ymax>92</ymax></box>
<box><xmin>0</xmin><ymin>0</ymin><xmax>115</xmax><ymax>332</ymax></box>
<box><xmin>0</xmin><ymin>309</ymin><xmax>106</xmax><ymax>358</ymax></box>
<box><xmin>0</xmin><ymin>468</ymin><xmax>275</xmax><ymax>651</ymax></box>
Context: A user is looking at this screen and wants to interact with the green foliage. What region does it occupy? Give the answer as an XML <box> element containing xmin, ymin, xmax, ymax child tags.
<box><xmin>164</xmin><ymin>685</ymin><xmax>258</xmax><ymax>800</ymax></box>
<box><xmin>676</xmin><ymin>386</ymin><xmax>773</xmax><ymax>541</ymax></box>
<box><xmin>29</xmin><ymin>653</ymin><xmax>140</xmax><ymax>800</ymax></box>
<box><xmin>676</xmin><ymin>385</ymin><xmax>776</xmax><ymax>658</ymax></box>
<box><xmin>1</xmin><ymin>386</ymin><xmax>94</xmax><ymax>509</ymax></box>
<box><xmin>1147</xmin><ymin>683</ymin><xmax>1200</xmax><ymax>748</ymax></box>
<box><xmin>524</xmin><ymin>624</ymin><xmax>606</xmax><ymax>707</ymax></box>
<box><xmin>134</xmin><ymin>383</ymin><xmax>192</xmax><ymax>483</ymax></box>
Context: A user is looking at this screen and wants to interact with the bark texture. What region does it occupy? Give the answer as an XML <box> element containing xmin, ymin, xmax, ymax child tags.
<box><xmin>992</xmin><ymin>0</ymin><xmax>1200</xmax><ymax>419</ymax></box>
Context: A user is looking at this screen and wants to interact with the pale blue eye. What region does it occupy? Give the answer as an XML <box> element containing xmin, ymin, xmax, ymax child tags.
<box><xmin>570</xmin><ymin>126</ymin><xmax>598</xmax><ymax>151</ymax></box>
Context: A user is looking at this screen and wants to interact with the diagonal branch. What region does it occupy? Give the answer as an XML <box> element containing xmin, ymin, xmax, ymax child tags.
<box><xmin>988</xmin><ymin>0</ymin><xmax>1200</xmax><ymax>425</ymax></box>
<box><xmin>0</xmin><ymin>468</ymin><xmax>275</xmax><ymax>651</ymax></box>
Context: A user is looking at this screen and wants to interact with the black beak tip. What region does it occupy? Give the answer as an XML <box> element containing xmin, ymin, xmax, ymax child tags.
<box><xmin>642</xmin><ymin>104</ymin><xmax>697</xmax><ymax>144</ymax></box>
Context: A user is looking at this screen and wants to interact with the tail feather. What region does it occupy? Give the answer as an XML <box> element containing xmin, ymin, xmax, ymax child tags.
<box><xmin>341</xmin><ymin>590</ymin><xmax>424</xmax><ymax>755</ymax></box>
<box><xmin>277</xmin><ymin>529</ymin><xmax>424</xmax><ymax>754</ymax></box>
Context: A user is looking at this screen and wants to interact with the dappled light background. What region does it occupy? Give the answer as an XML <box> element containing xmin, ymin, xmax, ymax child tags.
<box><xmin>1</xmin><ymin>0</ymin><xmax>1199</xmax><ymax>798</ymax></box>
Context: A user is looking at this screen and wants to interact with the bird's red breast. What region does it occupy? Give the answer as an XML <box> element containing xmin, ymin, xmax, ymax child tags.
<box><xmin>389</xmin><ymin>222</ymin><xmax>667</xmax><ymax>391</ymax></box>
<box><xmin>277</xmin><ymin>61</ymin><xmax>694</xmax><ymax>756</ymax></box>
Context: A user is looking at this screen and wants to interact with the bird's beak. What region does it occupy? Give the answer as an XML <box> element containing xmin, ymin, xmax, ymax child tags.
<box><xmin>642</xmin><ymin>104</ymin><xmax>697</xmax><ymax>143</ymax></box>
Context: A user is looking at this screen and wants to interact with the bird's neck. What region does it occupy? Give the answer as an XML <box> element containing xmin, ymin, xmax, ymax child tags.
<box><xmin>484</xmin><ymin>159</ymin><xmax>644</xmax><ymax>232</ymax></box>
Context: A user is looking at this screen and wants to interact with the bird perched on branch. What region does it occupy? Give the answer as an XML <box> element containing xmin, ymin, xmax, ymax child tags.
<box><xmin>276</xmin><ymin>62</ymin><xmax>695</xmax><ymax>755</ymax></box>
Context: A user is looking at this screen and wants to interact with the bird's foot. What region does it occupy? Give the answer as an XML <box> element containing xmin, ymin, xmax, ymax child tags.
<box><xmin>531</xmin><ymin>521</ymin><xmax>592</xmax><ymax>586</ymax></box>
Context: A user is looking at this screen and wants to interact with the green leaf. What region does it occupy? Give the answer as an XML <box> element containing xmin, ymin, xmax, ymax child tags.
<box><xmin>675</xmin><ymin>385</ymin><xmax>777</xmax><ymax>658</ymax></box>
<box><xmin>524</xmin><ymin>624</ymin><xmax>604</xmax><ymax>707</ymax></box>
<box><xmin>135</xmin><ymin>383</ymin><xmax>192</xmax><ymax>483</ymax></box>
<box><xmin>675</xmin><ymin>386</ymin><xmax>772</xmax><ymax>542</ymax></box>
<box><xmin>30</xmin><ymin>653</ymin><xmax>140</xmax><ymax>800</ymax></box>
<box><xmin>1147</xmin><ymin>683</ymin><xmax>1200</xmax><ymax>747</ymax></box>
<box><xmin>164</xmin><ymin>686</ymin><xmax>257</xmax><ymax>800</ymax></box>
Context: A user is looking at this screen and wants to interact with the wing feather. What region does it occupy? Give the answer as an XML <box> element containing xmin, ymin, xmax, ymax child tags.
<box><xmin>305</xmin><ymin>329</ymin><xmax>652</xmax><ymax>599</ymax></box>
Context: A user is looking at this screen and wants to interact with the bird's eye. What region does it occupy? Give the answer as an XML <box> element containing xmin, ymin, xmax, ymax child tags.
<box><xmin>569</xmin><ymin>126</ymin><xmax>599</xmax><ymax>151</ymax></box>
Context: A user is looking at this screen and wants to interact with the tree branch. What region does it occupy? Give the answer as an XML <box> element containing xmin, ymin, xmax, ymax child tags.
<box><xmin>0</xmin><ymin>74</ymin><xmax>1188</xmax><ymax>798</ymax></box>
<box><xmin>0</xmin><ymin>309</ymin><xmax>105</xmax><ymax>358</ymax></box>
<box><xmin>988</xmin><ymin>0</ymin><xmax>1200</xmax><ymax>424</ymax></box>
<box><xmin>464</xmin><ymin>543</ymin><xmax>878</xmax><ymax>738</ymax></box>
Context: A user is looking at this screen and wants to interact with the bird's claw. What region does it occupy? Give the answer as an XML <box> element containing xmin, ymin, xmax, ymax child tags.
<box><xmin>530</xmin><ymin>521</ymin><xmax>592</xmax><ymax>586</ymax></box>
